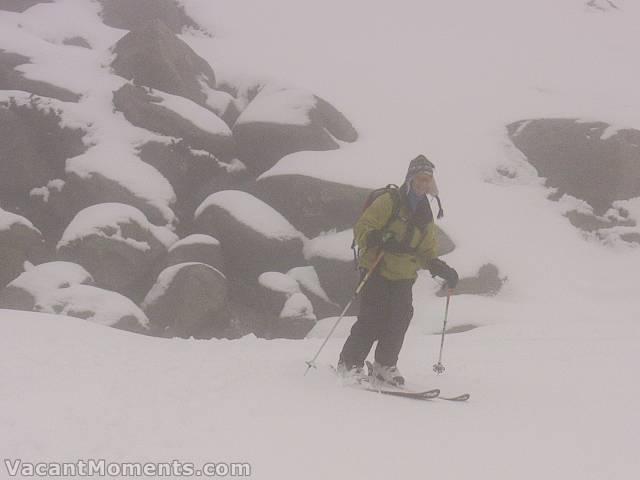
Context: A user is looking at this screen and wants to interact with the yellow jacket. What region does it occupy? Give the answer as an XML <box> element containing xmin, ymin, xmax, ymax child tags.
<box><xmin>354</xmin><ymin>188</ymin><xmax>437</xmax><ymax>280</ymax></box>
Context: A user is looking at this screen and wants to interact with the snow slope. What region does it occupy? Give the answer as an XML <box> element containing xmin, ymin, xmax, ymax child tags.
<box><xmin>1</xmin><ymin>310</ymin><xmax>639</xmax><ymax>479</ymax></box>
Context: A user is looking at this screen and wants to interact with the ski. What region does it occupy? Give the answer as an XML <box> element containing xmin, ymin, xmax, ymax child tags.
<box><xmin>332</xmin><ymin>364</ymin><xmax>470</xmax><ymax>402</ymax></box>
<box><xmin>438</xmin><ymin>393</ymin><xmax>471</xmax><ymax>402</ymax></box>
<box><xmin>364</xmin><ymin>386</ymin><xmax>440</xmax><ymax>400</ymax></box>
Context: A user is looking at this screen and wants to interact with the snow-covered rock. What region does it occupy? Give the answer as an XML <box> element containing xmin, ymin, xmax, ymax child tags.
<box><xmin>111</xmin><ymin>19</ymin><xmax>215</xmax><ymax>106</ymax></box>
<box><xmin>98</xmin><ymin>0</ymin><xmax>199</xmax><ymax>33</ymax></box>
<box><xmin>142</xmin><ymin>262</ymin><xmax>228</xmax><ymax>338</ymax></box>
<box><xmin>61</xmin><ymin>144</ymin><xmax>178</xmax><ymax>227</ymax></box>
<box><xmin>0</xmin><ymin>98</ymin><xmax>85</xmax><ymax>199</ymax></box>
<box><xmin>57</xmin><ymin>203</ymin><xmax>176</xmax><ymax>296</ymax></box>
<box><xmin>435</xmin><ymin>263</ymin><xmax>506</xmax><ymax>298</ymax></box>
<box><xmin>0</xmin><ymin>261</ymin><xmax>93</xmax><ymax>311</ymax></box>
<box><xmin>507</xmin><ymin>118</ymin><xmax>640</xmax><ymax>244</ymax></box>
<box><xmin>201</xmin><ymin>84</ymin><xmax>240</xmax><ymax>126</ymax></box>
<box><xmin>247</xmin><ymin>174</ymin><xmax>370</xmax><ymax>237</ymax></box>
<box><xmin>0</xmin><ymin>50</ymin><xmax>80</xmax><ymax>101</ymax></box>
<box><xmin>0</xmin><ymin>104</ymin><xmax>51</xmax><ymax>195</ymax></box>
<box><xmin>0</xmin><ymin>0</ymin><xmax>52</xmax><ymax>14</ymax></box>
<box><xmin>137</xmin><ymin>141</ymin><xmax>238</xmax><ymax>218</ymax></box>
<box><xmin>0</xmin><ymin>96</ymin><xmax>86</xmax><ymax>239</ymax></box>
<box><xmin>303</xmin><ymin>230</ymin><xmax>359</xmax><ymax>308</ymax></box>
<box><xmin>0</xmin><ymin>208</ymin><xmax>45</xmax><ymax>288</ymax></box>
<box><xmin>274</xmin><ymin>292</ymin><xmax>316</xmax><ymax>339</ymax></box>
<box><xmin>194</xmin><ymin>190</ymin><xmax>306</xmax><ymax>278</ymax></box>
<box><xmin>113</xmin><ymin>84</ymin><xmax>235</xmax><ymax>160</ymax></box>
<box><xmin>508</xmin><ymin>119</ymin><xmax>640</xmax><ymax>215</ymax></box>
<box><xmin>162</xmin><ymin>233</ymin><xmax>224</xmax><ymax>273</ymax></box>
<box><xmin>34</xmin><ymin>284</ymin><xmax>149</xmax><ymax>333</ymax></box>
<box><xmin>233</xmin><ymin>84</ymin><xmax>358</xmax><ymax>174</ymax></box>
<box><xmin>287</xmin><ymin>266</ymin><xmax>339</xmax><ymax>320</ymax></box>
<box><xmin>257</xmin><ymin>271</ymin><xmax>316</xmax><ymax>339</ymax></box>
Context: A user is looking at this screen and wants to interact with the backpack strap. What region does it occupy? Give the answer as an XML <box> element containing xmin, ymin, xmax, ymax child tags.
<box><xmin>351</xmin><ymin>184</ymin><xmax>401</xmax><ymax>267</ymax></box>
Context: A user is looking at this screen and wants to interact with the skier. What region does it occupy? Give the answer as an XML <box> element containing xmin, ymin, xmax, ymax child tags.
<box><xmin>337</xmin><ymin>155</ymin><xmax>458</xmax><ymax>386</ymax></box>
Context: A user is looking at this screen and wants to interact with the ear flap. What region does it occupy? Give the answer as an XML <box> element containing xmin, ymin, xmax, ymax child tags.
<box><xmin>427</xmin><ymin>177</ymin><xmax>439</xmax><ymax>197</ymax></box>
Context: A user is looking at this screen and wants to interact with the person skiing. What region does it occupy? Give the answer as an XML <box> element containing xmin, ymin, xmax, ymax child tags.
<box><xmin>337</xmin><ymin>154</ymin><xmax>458</xmax><ymax>386</ymax></box>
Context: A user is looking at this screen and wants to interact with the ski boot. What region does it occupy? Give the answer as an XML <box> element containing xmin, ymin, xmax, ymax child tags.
<box><xmin>370</xmin><ymin>361</ymin><xmax>405</xmax><ymax>387</ymax></box>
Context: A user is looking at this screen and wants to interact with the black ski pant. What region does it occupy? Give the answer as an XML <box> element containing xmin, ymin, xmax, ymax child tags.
<box><xmin>339</xmin><ymin>271</ymin><xmax>414</xmax><ymax>368</ymax></box>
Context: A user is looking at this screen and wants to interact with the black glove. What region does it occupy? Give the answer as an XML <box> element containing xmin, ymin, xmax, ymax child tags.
<box><xmin>427</xmin><ymin>258</ymin><xmax>459</xmax><ymax>289</ymax></box>
<box><xmin>366</xmin><ymin>230</ymin><xmax>405</xmax><ymax>253</ymax></box>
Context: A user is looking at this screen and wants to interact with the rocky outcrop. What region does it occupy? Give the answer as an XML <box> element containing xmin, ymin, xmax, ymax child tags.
<box><xmin>194</xmin><ymin>190</ymin><xmax>306</xmax><ymax>279</ymax></box>
<box><xmin>111</xmin><ymin>19</ymin><xmax>215</xmax><ymax>105</ymax></box>
<box><xmin>0</xmin><ymin>105</ymin><xmax>52</xmax><ymax>198</ymax></box>
<box><xmin>246</xmin><ymin>174</ymin><xmax>369</xmax><ymax>237</ymax></box>
<box><xmin>257</xmin><ymin>272</ymin><xmax>316</xmax><ymax>339</ymax></box>
<box><xmin>233</xmin><ymin>85</ymin><xmax>358</xmax><ymax>174</ymax></box>
<box><xmin>56</xmin><ymin>203</ymin><xmax>175</xmax><ymax>297</ymax></box>
<box><xmin>0</xmin><ymin>0</ymin><xmax>52</xmax><ymax>13</ymax></box>
<box><xmin>142</xmin><ymin>262</ymin><xmax>228</xmax><ymax>338</ymax></box>
<box><xmin>286</xmin><ymin>266</ymin><xmax>340</xmax><ymax>320</ymax></box>
<box><xmin>0</xmin><ymin>209</ymin><xmax>45</xmax><ymax>289</ymax></box>
<box><xmin>34</xmin><ymin>284</ymin><xmax>150</xmax><ymax>333</ymax></box>
<box><xmin>0</xmin><ymin>97</ymin><xmax>86</xmax><ymax>238</ymax></box>
<box><xmin>161</xmin><ymin>234</ymin><xmax>225</xmax><ymax>273</ymax></box>
<box><xmin>137</xmin><ymin>141</ymin><xmax>239</xmax><ymax>217</ymax></box>
<box><xmin>303</xmin><ymin>230</ymin><xmax>360</xmax><ymax>310</ymax></box>
<box><xmin>436</xmin><ymin>263</ymin><xmax>506</xmax><ymax>297</ymax></box>
<box><xmin>54</xmin><ymin>153</ymin><xmax>177</xmax><ymax>228</ymax></box>
<box><xmin>113</xmin><ymin>84</ymin><xmax>235</xmax><ymax>160</ymax></box>
<box><xmin>508</xmin><ymin>119</ymin><xmax>640</xmax><ymax>215</ymax></box>
<box><xmin>0</xmin><ymin>261</ymin><xmax>93</xmax><ymax>311</ymax></box>
<box><xmin>99</xmin><ymin>0</ymin><xmax>198</xmax><ymax>33</ymax></box>
<box><xmin>0</xmin><ymin>50</ymin><xmax>81</xmax><ymax>101</ymax></box>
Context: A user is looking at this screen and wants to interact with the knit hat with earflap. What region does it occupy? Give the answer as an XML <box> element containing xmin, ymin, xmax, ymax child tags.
<box><xmin>405</xmin><ymin>154</ymin><xmax>444</xmax><ymax>218</ymax></box>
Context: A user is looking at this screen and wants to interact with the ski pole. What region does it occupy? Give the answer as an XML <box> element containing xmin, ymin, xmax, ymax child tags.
<box><xmin>304</xmin><ymin>250</ymin><xmax>385</xmax><ymax>375</ymax></box>
<box><xmin>433</xmin><ymin>288</ymin><xmax>453</xmax><ymax>375</ymax></box>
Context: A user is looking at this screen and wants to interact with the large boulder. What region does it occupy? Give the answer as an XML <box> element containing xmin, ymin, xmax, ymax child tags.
<box><xmin>0</xmin><ymin>0</ymin><xmax>53</xmax><ymax>13</ymax></box>
<box><xmin>303</xmin><ymin>230</ymin><xmax>360</xmax><ymax>310</ymax></box>
<box><xmin>56</xmin><ymin>203</ymin><xmax>177</xmax><ymax>298</ymax></box>
<box><xmin>98</xmin><ymin>0</ymin><xmax>198</xmax><ymax>33</ymax></box>
<box><xmin>34</xmin><ymin>284</ymin><xmax>150</xmax><ymax>334</ymax></box>
<box><xmin>111</xmin><ymin>19</ymin><xmax>215</xmax><ymax>106</ymax></box>
<box><xmin>257</xmin><ymin>271</ymin><xmax>316</xmax><ymax>339</ymax></box>
<box><xmin>113</xmin><ymin>84</ymin><xmax>235</xmax><ymax>160</ymax></box>
<box><xmin>286</xmin><ymin>266</ymin><xmax>340</xmax><ymax>320</ymax></box>
<box><xmin>0</xmin><ymin>261</ymin><xmax>93</xmax><ymax>311</ymax></box>
<box><xmin>0</xmin><ymin>50</ymin><xmax>80</xmax><ymax>102</ymax></box>
<box><xmin>0</xmin><ymin>104</ymin><xmax>52</xmax><ymax>200</ymax></box>
<box><xmin>0</xmin><ymin>1</ymin><xmax>52</xmax><ymax>13</ymax></box>
<box><xmin>161</xmin><ymin>234</ymin><xmax>225</xmax><ymax>273</ymax></box>
<box><xmin>194</xmin><ymin>190</ymin><xmax>306</xmax><ymax>279</ymax></box>
<box><xmin>0</xmin><ymin>209</ymin><xmax>45</xmax><ymax>288</ymax></box>
<box><xmin>142</xmin><ymin>262</ymin><xmax>229</xmax><ymax>338</ymax></box>
<box><xmin>435</xmin><ymin>263</ymin><xmax>506</xmax><ymax>297</ymax></box>
<box><xmin>245</xmin><ymin>174</ymin><xmax>370</xmax><ymax>236</ymax></box>
<box><xmin>247</xmin><ymin>174</ymin><xmax>456</xmax><ymax>251</ymax></box>
<box><xmin>508</xmin><ymin>119</ymin><xmax>640</xmax><ymax>215</ymax></box>
<box><xmin>0</xmin><ymin>96</ymin><xmax>86</xmax><ymax>238</ymax></box>
<box><xmin>233</xmin><ymin>85</ymin><xmax>358</xmax><ymax>174</ymax></box>
<box><xmin>54</xmin><ymin>147</ymin><xmax>178</xmax><ymax>228</ymax></box>
<box><xmin>137</xmin><ymin>140</ymin><xmax>239</xmax><ymax>216</ymax></box>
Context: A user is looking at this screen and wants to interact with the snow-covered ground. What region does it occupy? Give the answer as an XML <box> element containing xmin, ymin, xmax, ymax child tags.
<box><xmin>2</xmin><ymin>0</ymin><xmax>640</xmax><ymax>478</ymax></box>
<box><xmin>2</xmin><ymin>309</ymin><xmax>639</xmax><ymax>479</ymax></box>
